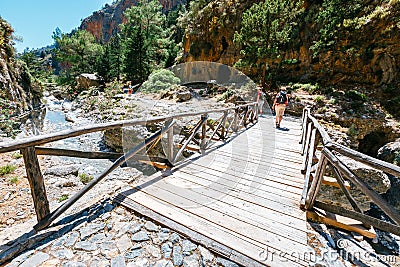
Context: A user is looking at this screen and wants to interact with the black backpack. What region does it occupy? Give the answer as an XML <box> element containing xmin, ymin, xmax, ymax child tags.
<box><xmin>276</xmin><ymin>91</ymin><xmax>287</xmax><ymax>104</ymax></box>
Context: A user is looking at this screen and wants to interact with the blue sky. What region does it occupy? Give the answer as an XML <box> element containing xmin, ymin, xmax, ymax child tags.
<box><xmin>0</xmin><ymin>0</ymin><xmax>114</xmax><ymax>53</ymax></box>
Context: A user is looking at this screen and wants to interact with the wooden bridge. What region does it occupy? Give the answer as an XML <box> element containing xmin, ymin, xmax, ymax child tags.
<box><xmin>1</xmin><ymin>103</ymin><xmax>400</xmax><ymax>266</ymax></box>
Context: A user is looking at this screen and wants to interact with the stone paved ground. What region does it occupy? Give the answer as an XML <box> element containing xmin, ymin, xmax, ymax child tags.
<box><xmin>4</xmin><ymin>197</ymin><xmax>240</xmax><ymax>267</ymax></box>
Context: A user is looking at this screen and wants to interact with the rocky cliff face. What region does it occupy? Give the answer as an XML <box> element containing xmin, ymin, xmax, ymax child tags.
<box><xmin>183</xmin><ymin>1</ymin><xmax>400</xmax><ymax>90</ymax></box>
<box><xmin>80</xmin><ymin>0</ymin><xmax>186</xmax><ymax>43</ymax></box>
<box><xmin>0</xmin><ymin>18</ymin><xmax>41</xmax><ymax>112</ymax></box>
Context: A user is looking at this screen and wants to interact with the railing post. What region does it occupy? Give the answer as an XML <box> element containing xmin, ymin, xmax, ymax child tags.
<box><xmin>167</xmin><ymin>124</ymin><xmax>174</xmax><ymax>164</ymax></box>
<box><xmin>301</xmin><ymin>123</ymin><xmax>313</xmax><ymax>173</ymax></box>
<box><xmin>233</xmin><ymin>108</ymin><xmax>238</xmax><ymax>132</ymax></box>
<box><xmin>200</xmin><ymin>114</ymin><xmax>207</xmax><ymax>151</ymax></box>
<box><xmin>21</xmin><ymin>146</ymin><xmax>50</xmax><ymax>223</ymax></box>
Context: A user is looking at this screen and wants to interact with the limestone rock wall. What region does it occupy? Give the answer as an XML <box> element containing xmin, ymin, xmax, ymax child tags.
<box><xmin>80</xmin><ymin>0</ymin><xmax>186</xmax><ymax>43</ymax></box>
<box><xmin>0</xmin><ymin>18</ymin><xmax>41</xmax><ymax>112</ymax></box>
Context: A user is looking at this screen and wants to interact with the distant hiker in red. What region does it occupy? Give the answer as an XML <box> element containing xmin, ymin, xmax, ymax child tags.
<box><xmin>256</xmin><ymin>87</ymin><xmax>265</xmax><ymax>115</ymax></box>
<box><xmin>272</xmin><ymin>90</ymin><xmax>289</xmax><ymax>128</ymax></box>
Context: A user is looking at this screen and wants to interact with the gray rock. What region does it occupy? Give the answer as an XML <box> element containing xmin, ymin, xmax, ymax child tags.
<box><xmin>173</xmin><ymin>245</ymin><xmax>183</xmax><ymax>266</ymax></box>
<box><xmin>64</xmin><ymin>232</ymin><xmax>80</xmax><ymax>247</ymax></box>
<box><xmin>170</xmin><ymin>233</ymin><xmax>180</xmax><ymax>244</ymax></box>
<box><xmin>216</xmin><ymin>257</ymin><xmax>239</xmax><ymax>267</ymax></box>
<box><xmin>44</xmin><ymin>164</ymin><xmax>80</xmax><ymax>177</ymax></box>
<box><xmin>19</xmin><ymin>252</ymin><xmax>49</xmax><ymax>267</ymax></box>
<box><xmin>75</xmin><ymin>241</ymin><xmax>97</xmax><ymax>251</ymax></box>
<box><xmin>79</xmin><ymin>223</ymin><xmax>105</xmax><ymax>239</ymax></box>
<box><xmin>6</xmin><ymin>250</ymin><xmax>35</xmax><ymax>267</ymax></box>
<box><xmin>157</xmin><ymin>231</ymin><xmax>170</xmax><ymax>243</ymax></box>
<box><xmin>129</xmin><ymin>223</ymin><xmax>143</xmax><ymax>234</ymax></box>
<box><xmin>182</xmin><ymin>239</ymin><xmax>197</xmax><ymax>255</ymax></box>
<box><xmin>116</xmin><ymin>234</ymin><xmax>132</xmax><ymax>253</ymax></box>
<box><xmin>89</xmin><ymin>233</ymin><xmax>107</xmax><ymax>243</ymax></box>
<box><xmin>183</xmin><ymin>254</ymin><xmax>200</xmax><ymax>267</ymax></box>
<box><xmin>144</xmin><ymin>221</ymin><xmax>158</xmax><ymax>232</ymax></box>
<box><xmin>161</xmin><ymin>242</ymin><xmax>173</xmax><ymax>258</ymax></box>
<box><xmin>111</xmin><ymin>256</ymin><xmax>126</xmax><ymax>267</ymax></box>
<box><xmin>131</xmin><ymin>230</ymin><xmax>149</xmax><ymax>242</ymax></box>
<box><xmin>128</xmin><ymin>258</ymin><xmax>149</xmax><ymax>267</ymax></box>
<box><xmin>153</xmin><ymin>259</ymin><xmax>174</xmax><ymax>267</ymax></box>
<box><xmin>377</xmin><ymin>139</ymin><xmax>400</xmax><ymax>164</ymax></box>
<box><xmin>62</xmin><ymin>261</ymin><xmax>87</xmax><ymax>267</ymax></box>
<box><xmin>52</xmin><ymin>248</ymin><xmax>74</xmax><ymax>260</ymax></box>
<box><xmin>146</xmin><ymin>244</ymin><xmax>161</xmax><ymax>258</ymax></box>
<box><xmin>198</xmin><ymin>245</ymin><xmax>214</xmax><ymax>264</ymax></box>
<box><xmin>125</xmin><ymin>248</ymin><xmax>143</xmax><ymax>259</ymax></box>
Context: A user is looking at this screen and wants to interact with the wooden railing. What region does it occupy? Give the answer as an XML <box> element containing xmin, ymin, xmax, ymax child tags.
<box><xmin>0</xmin><ymin>102</ymin><xmax>258</xmax><ymax>231</ymax></box>
<box><xmin>300</xmin><ymin>107</ymin><xmax>400</xmax><ymax>236</ymax></box>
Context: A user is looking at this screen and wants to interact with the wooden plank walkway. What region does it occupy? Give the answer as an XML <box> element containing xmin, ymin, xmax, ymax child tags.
<box><xmin>116</xmin><ymin>115</ymin><xmax>311</xmax><ymax>267</ymax></box>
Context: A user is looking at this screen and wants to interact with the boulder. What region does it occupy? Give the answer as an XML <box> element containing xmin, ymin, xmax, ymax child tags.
<box><xmin>75</xmin><ymin>73</ymin><xmax>103</xmax><ymax>89</ymax></box>
<box><xmin>377</xmin><ymin>138</ymin><xmax>400</xmax><ymax>164</ymax></box>
<box><xmin>44</xmin><ymin>164</ymin><xmax>80</xmax><ymax>177</ymax></box>
<box><xmin>317</xmin><ymin>158</ymin><xmax>391</xmax><ymax>212</ymax></box>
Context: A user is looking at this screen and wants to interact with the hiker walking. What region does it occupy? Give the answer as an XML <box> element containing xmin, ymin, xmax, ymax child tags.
<box><xmin>256</xmin><ymin>87</ymin><xmax>265</xmax><ymax>115</ymax></box>
<box><xmin>272</xmin><ymin>90</ymin><xmax>289</xmax><ymax>128</ymax></box>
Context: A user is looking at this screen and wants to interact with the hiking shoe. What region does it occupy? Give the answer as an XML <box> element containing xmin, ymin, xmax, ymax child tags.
<box><xmin>276</xmin><ymin>123</ymin><xmax>280</xmax><ymax>128</ymax></box>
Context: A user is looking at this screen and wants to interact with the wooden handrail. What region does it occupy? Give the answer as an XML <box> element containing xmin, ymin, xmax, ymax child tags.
<box><xmin>0</xmin><ymin>102</ymin><xmax>257</xmax><ymax>154</ymax></box>
<box><xmin>300</xmin><ymin>107</ymin><xmax>400</xmax><ymax>235</ymax></box>
<box><xmin>1</xmin><ymin>101</ymin><xmax>259</xmax><ymax>231</ymax></box>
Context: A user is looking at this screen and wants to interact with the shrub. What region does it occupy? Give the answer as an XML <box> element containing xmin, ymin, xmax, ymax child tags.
<box><xmin>141</xmin><ymin>69</ymin><xmax>181</xmax><ymax>93</ymax></box>
<box><xmin>79</xmin><ymin>173</ymin><xmax>94</xmax><ymax>184</ymax></box>
<box><xmin>0</xmin><ymin>164</ymin><xmax>17</xmax><ymax>176</ymax></box>
<box><xmin>313</xmin><ymin>95</ymin><xmax>325</xmax><ymax>104</ymax></box>
<box><xmin>345</xmin><ymin>90</ymin><xmax>368</xmax><ymax>102</ymax></box>
<box><xmin>12</xmin><ymin>152</ymin><xmax>22</xmax><ymax>159</ymax></box>
<box><xmin>58</xmin><ymin>194</ymin><xmax>69</xmax><ymax>202</ymax></box>
<box><xmin>8</xmin><ymin>175</ymin><xmax>19</xmax><ymax>184</ymax></box>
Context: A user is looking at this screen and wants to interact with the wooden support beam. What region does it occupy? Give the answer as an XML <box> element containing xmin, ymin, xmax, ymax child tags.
<box><xmin>330</xmin><ymin>142</ymin><xmax>400</xmax><ymax>178</ymax></box>
<box><xmin>322</xmin><ymin>176</ymin><xmax>350</xmax><ymax>190</ymax></box>
<box><xmin>314</xmin><ymin>201</ymin><xmax>400</xmax><ymax>236</ymax></box>
<box><xmin>21</xmin><ymin>147</ymin><xmax>50</xmax><ymax>222</ymax></box>
<box><xmin>323</xmin><ymin>148</ymin><xmax>400</xmax><ymax>226</ymax></box>
<box><xmin>306</xmin><ymin>209</ymin><xmax>376</xmax><ymax>239</ymax></box>
<box><xmin>35</xmin><ymin>147</ymin><xmax>122</xmax><ymax>159</ymax></box>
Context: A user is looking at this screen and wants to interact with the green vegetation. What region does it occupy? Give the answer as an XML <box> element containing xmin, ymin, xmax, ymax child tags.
<box><xmin>234</xmin><ymin>0</ymin><xmax>304</xmax><ymax>87</ymax></box>
<box><xmin>12</xmin><ymin>152</ymin><xmax>22</xmax><ymax>159</ymax></box>
<box><xmin>52</xmin><ymin>28</ymin><xmax>103</xmax><ymax>86</ymax></box>
<box><xmin>121</xmin><ymin>0</ymin><xmax>172</xmax><ymax>84</ymax></box>
<box><xmin>58</xmin><ymin>194</ymin><xmax>69</xmax><ymax>202</ymax></box>
<box><xmin>8</xmin><ymin>175</ymin><xmax>19</xmax><ymax>184</ymax></box>
<box><xmin>347</xmin><ymin>124</ymin><xmax>358</xmax><ymax>136</ymax></box>
<box><xmin>291</xmin><ymin>83</ymin><xmax>320</xmax><ymax>94</ymax></box>
<box><xmin>0</xmin><ymin>164</ymin><xmax>17</xmax><ymax>176</ymax></box>
<box><xmin>394</xmin><ymin>151</ymin><xmax>400</xmax><ymax>166</ymax></box>
<box><xmin>313</xmin><ymin>95</ymin><xmax>325</xmax><ymax>104</ymax></box>
<box><xmin>141</xmin><ymin>69</ymin><xmax>181</xmax><ymax>93</ymax></box>
<box><xmin>79</xmin><ymin>173</ymin><xmax>94</xmax><ymax>184</ymax></box>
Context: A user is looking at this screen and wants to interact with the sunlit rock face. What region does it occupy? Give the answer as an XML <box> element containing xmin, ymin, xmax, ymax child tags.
<box><xmin>0</xmin><ymin>18</ymin><xmax>41</xmax><ymax>112</ymax></box>
<box><xmin>80</xmin><ymin>0</ymin><xmax>186</xmax><ymax>43</ymax></box>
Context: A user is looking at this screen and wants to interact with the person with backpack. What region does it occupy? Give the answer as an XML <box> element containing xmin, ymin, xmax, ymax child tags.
<box><xmin>272</xmin><ymin>90</ymin><xmax>289</xmax><ymax>128</ymax></box>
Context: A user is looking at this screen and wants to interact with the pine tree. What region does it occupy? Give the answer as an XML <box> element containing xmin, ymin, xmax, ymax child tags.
<box><xmin>120</xmin><ymin>0</ymin><xmax>171</xmax><ymax>84</ymax></box>
<box><xmin>234</xmin><ymin>0</ymin><xmax>304</xmax><ymax>88</ymax></box>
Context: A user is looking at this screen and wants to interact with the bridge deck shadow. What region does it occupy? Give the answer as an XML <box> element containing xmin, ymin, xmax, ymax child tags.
<box><xmin>115</xmin><ymin>116</ymin><xmax>310</xmax><ymax>267</ymax></box>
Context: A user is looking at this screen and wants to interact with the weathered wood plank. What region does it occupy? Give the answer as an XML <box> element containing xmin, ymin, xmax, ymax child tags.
<box><xmin>120</xmin><ymin>187</ymin><xmax>308</xmax><ymax>266</ymax></box>
<box><xmin>134</xmin><ymin>175</ymin><xmax>307</xmax><ymax>242</ymax></box>
<box><xmin>21</xmin><ymin>147</ymin><xmax>50</xmax><ymax>222</ymax></box>
<box><xmin>116</xmin><ymin>189</ymin><xmax>307</xmax><ymax>267</ymax></box>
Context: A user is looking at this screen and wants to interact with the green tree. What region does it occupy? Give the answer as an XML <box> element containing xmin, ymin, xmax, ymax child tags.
<box><xmin>120</xmin><ymin>0</ymin><xmax>171</xmax><ymax>84</ymax></box>
<box><xmin>234</xmin><ymin>0</ymin><xmax>304</xmax><ymax>88</ymax></box>
<box><xmin>52</xmin><ymin>29</ymin><xmax>103</xmax><ymax>84</ymax></box>
<box><xmin>95</xmin><ymin>34</ymin><xmax>123</xmax><ymax>82</ymax></box>
<box><xmin>311</xmin><ymin>0</ymin><xmax>363</xmax><ymax>56</ymax></box>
